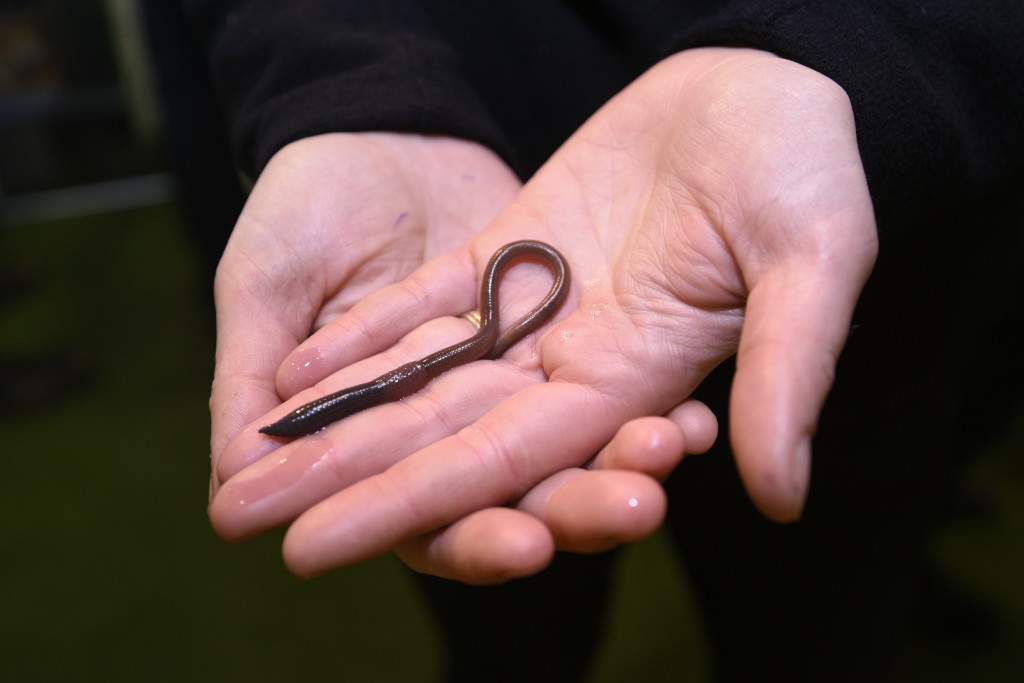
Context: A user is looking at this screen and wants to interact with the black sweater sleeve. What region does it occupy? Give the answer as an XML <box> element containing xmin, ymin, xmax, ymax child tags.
<box><xmin>665</xmin><ymin>0</ymin><xmax>1024</xmax><ymax>228</ymax></box>
<box><xmin>180</xmin><ymin>0</ymin><xmax>511</xmax><ymax>178</ymax></box>
<box><xmin>182</xmin><ymin>0</ymin><xmax>1024</xmax><ymax>228</ymax></box>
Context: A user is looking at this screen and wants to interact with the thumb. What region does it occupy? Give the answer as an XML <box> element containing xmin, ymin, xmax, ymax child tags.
<box><xmin>730</xmin><ymin>239</ymin><xmax>876</xmax><ymax>521</ymax></box>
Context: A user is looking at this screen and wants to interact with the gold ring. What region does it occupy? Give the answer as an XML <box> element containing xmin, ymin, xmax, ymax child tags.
<box><xmin>458</xmin><ymin>310</ymin><xmax>482</xmax><ymax>330</ymax></box>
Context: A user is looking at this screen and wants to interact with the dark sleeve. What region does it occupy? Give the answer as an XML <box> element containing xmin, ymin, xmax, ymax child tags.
<box><xmin>180</xmin><ymin>0</ymin><xmax>511</xmax><ymax>179</ymax></box>
<box><xmin>182</xmin><ymin>0</ymin><xmax>1024</xmax><ymax>230</ymax></box>
<box><xmin>666</xmin><ymin>0</ymin><xmax>1024</xmax><ymax>228</ymax></box>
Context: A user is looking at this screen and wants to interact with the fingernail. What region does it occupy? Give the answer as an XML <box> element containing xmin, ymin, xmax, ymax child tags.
<box><xmin>217</xmin><ymin>437</ymin><xmax>335</xmax><ymax>509</ymax></box>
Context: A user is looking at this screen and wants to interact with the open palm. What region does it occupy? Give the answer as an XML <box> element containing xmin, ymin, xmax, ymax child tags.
<box><xmin>210</xmin><ymin>48</ymin><xmax>877</xmax><ymax>582</ymax></box>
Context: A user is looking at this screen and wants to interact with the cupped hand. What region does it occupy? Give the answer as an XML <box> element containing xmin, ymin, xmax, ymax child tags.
<box><xmin>208</xmin><ymin>129</ymin><xmax>706</xmax><ymax>578</ymax></box>
<box><xmin>210</xmin><ymin>47</ymin><xmax>877</xmax><ymax>583</ymax></box>
<box><xmin>208</xmin><ymin>132</ymin><xmax>521</xmax><ymax>490</ymax></box>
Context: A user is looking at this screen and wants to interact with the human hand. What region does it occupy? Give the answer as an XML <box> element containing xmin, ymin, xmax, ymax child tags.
<box><xmin>209</xmin><ymin>132</ymin><xmax>711</xmax><ymax>580</ymax></box>
<box><xmin>208</xmin><ymin>132</ymin><xmax>521</xmax><ymax>491</ymax></box>
<box><xmin>210</xmin><ymin>47</ymin><xmax>877</xmax><ymax>582</ymax></box>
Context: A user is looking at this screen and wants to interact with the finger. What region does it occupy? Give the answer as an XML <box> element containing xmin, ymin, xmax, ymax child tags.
<box><xmin>215</xmin><ymin>312</ymin><xmax>479</xmax><ymax>482</ymax></box>
<box><xmin>274</xmin><ymin>249</ymin><xmax>478</xmax><ymax>399</ymax></box>
<box><xmin>209</xmin><ymin>303</ymin><xmax>295</xmax><ymax>496</ymax></box>
<box><xmin>209</xmin><ymin>316</ymin><xmax>530</xmax><ymax>540</ymax></box>
<box><xmin>209</xmin><ymin>223</ymin><xmax>316</xmax><ymax>494</ymax></box>
<box><xmin>665</xmin><ymin>399</ymin><xmax>719</xmax><ymax>455</ymax></box>
<box><xmin>393</xmin><ymin>471</ymin><xmax>664</xmax><ymax>582</ymax></box>
<box><xmin>545</xmin><ymin>470</ymin><xmax>666</xmax><ymax>553</ymax></box>
<box><xmin>589</xmin><ymin>400</ymin><xmax>718</xmax><ymax>478</ymax></box>
<box><xmin>391</xmin><ymin>402</ymin><xmax>715</xmax><ymax>578</ymax></box>
<box><xmin>731</xmin><ymin>247</ymin><xmax>875</xmax><ymax>522</ymax></box>
<box><xmin>280</xmin><ymin>381</ymin><xmax>619</xmax><ymax>577</ymax></box>
<box><xmin>517</xmin><ymin>469</ymin><xmax>667</xmax><ymax>554</ymax></box>
<box><xmin>512</xmin><ymin>402</ymin><xmax>714</xmax><ymax>554</ymax></box>
<box><xmin>395</xmin><ymin>508</ymin><xmax>555</xmax><ymax>585</ymax></box>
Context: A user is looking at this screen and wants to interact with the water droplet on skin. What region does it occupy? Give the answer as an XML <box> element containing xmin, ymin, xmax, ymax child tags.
<box><xmin>288</xmin><ymin>347</ymin><xmax>325</xmax><ymax>375</ymax></box>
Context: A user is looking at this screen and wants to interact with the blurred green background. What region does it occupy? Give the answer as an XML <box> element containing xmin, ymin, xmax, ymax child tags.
<box><xmin>2</xmin><ymin>2</ymin><xmax>1022</xmax><ymax>681</ymax></box>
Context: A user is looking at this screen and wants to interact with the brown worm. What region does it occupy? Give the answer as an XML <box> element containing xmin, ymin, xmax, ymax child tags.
<box><xmin>259</xmin><ymin>240</ymin><xmax>569</xmax><ymax>438</ymax></box>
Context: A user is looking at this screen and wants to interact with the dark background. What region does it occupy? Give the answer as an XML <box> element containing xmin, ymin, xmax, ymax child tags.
<box><xmin>1</xmin><ymin>2</ymin><xmax>1022</xmax><ymax>680</ymax></box>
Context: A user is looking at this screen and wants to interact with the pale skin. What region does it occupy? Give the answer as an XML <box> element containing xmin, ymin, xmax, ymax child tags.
<box><xmin>208</xmin><ymin>48</ymin><xmax>877</xmax><ymax>583</ymax></box>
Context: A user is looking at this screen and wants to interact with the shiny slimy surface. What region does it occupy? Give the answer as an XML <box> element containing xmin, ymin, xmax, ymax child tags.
<box><xmin>259</xmin><ymin>241</ymin><xmax>570</xmax><ymax>438</ymax></box>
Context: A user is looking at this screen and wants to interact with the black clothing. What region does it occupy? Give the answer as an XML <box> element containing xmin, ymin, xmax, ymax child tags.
<box><xmin>175</xmin><ymin>1</ymin><xmax>1024</xmax><ymax>681</ymax></box>
<box><xmin>183</xmin><ymin>0</ymin><xmax>1023</xmax><ymax>228</ymax></box>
